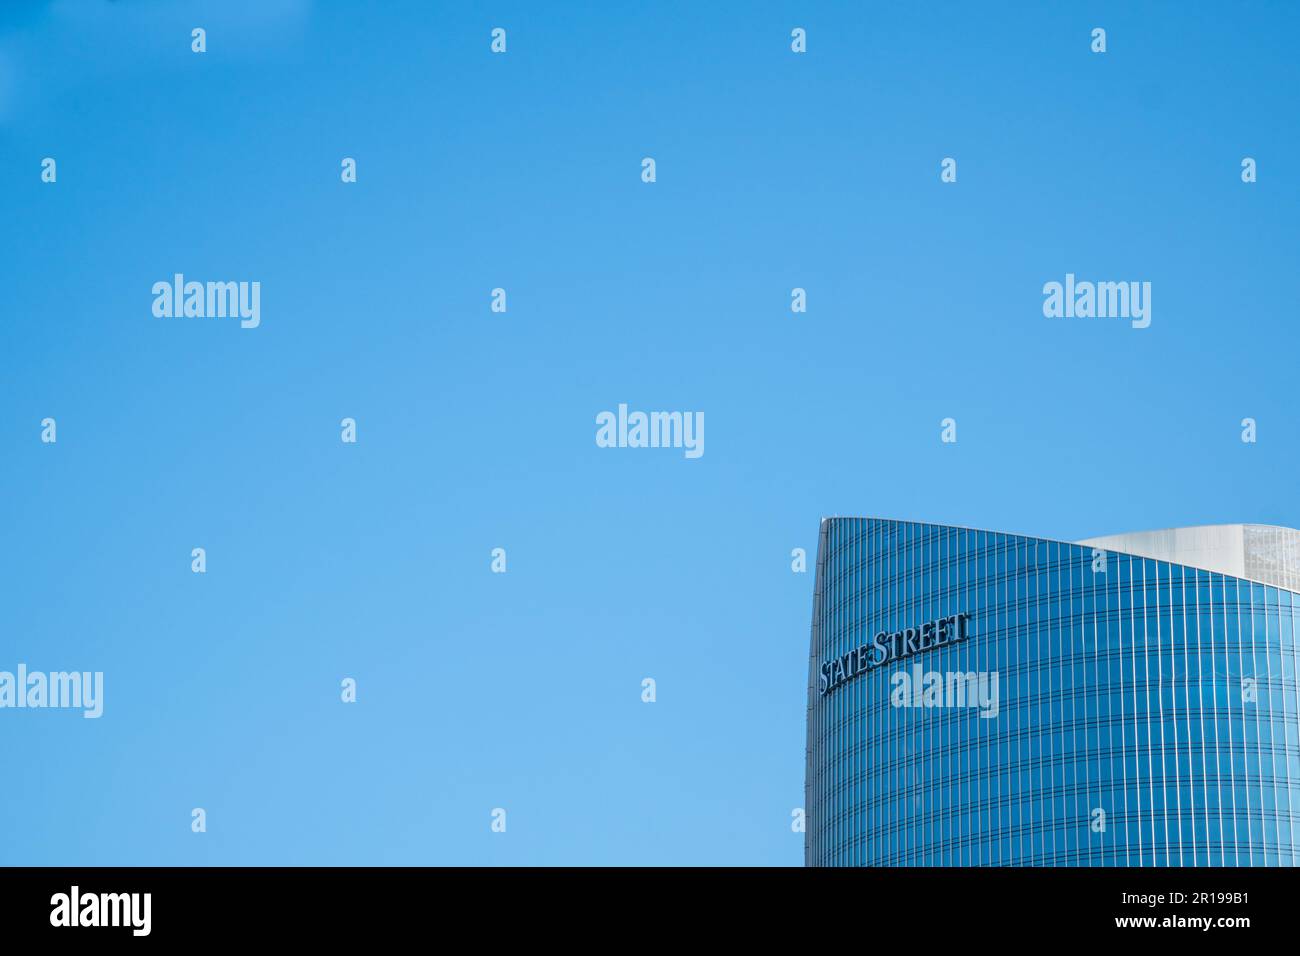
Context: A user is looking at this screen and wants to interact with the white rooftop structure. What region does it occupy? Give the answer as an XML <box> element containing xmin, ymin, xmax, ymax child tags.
<box><xmin>1077</xmin><ymin>524</ymin><xmax>1300</xmax><ymax>592</ymax></box>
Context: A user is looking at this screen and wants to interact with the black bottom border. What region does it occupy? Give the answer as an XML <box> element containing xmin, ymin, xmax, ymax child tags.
<box><xmin>0</xmin><ymin>866</ymin><xmax>1287</xmax><ymax>941</ymax></box>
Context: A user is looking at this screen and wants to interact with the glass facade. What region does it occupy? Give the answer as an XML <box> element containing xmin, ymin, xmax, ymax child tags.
<box><xmin>805</xmin><ymin>518</ymin><xmax>1300</xmax><ymax>866</ymax></box>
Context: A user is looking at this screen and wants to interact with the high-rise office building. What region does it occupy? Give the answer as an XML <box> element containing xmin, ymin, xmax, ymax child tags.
<box><xmin>806</xmin><ymin>518</ymin><xmax>1300</xmax><ymax>866</ymax></box>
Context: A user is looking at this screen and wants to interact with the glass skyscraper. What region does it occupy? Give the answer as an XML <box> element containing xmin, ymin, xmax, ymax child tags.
<box><xmin>805</xmin><ymin>518</ymin><xmax>1300</xmax><ymax>866</ymax></box>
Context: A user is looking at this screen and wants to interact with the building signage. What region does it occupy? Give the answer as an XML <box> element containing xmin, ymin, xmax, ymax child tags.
<box><xmin>819</xmin><ymin>612</ymin><xmax>972</xmax><ymax>697</ymax></box>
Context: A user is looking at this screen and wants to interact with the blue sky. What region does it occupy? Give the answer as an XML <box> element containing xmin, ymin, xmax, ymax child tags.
<box><xmin>1</xmin><ymin>0</ymin><xmax>1298</xmax><ymax>865</ymax></box>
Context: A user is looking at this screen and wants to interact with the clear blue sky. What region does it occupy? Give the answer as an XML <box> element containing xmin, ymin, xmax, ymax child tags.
<box><xmin>1</xmin><ymin>1</ymin><xmax>1297</xmax><ymax>865</ymax></box>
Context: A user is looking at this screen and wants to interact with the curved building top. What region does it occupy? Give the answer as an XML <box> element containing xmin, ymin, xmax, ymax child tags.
<box><xmin>1076</xmin><ymin>523</ymin><xmax>1300</xmax><ymax>592</ymax></box>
